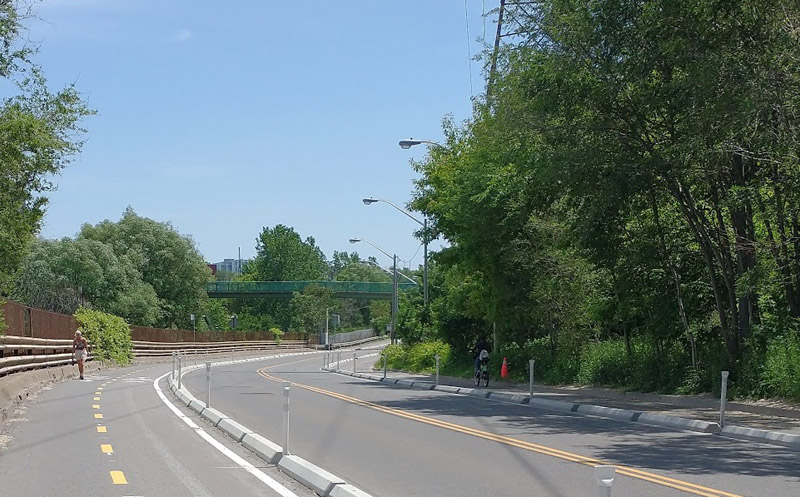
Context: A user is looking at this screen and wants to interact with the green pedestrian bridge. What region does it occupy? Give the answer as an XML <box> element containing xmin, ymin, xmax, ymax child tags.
<box><xmin>206</xmin><ymin>281</ymin><xmax>417</xmax><ymax>300</ymax></box>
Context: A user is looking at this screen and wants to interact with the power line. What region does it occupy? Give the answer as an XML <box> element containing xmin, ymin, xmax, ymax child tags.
<box><xmin>464</xmin><ymin>0</ymin><xmax>474</xmax><ymax>96</ymax></box>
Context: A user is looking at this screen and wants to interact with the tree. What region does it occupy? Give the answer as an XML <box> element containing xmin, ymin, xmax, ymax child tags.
<box><xmin>79</xmin><ymin>208</ymin><xmax>211</xmax><ymax>329</ymax></box>
<box><xmin>0</xmin><ymin>2</ymin><xmax>92</xmax><ymax>291</ymax></box>
<box><xmin>290</xmin><ymin>285</ymin><xmax>334</xmax><ymax>337</ymax></box>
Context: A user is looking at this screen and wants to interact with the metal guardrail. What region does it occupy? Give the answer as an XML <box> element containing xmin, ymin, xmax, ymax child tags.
<box><xmin>0</xmin><ymin>335</ymin><xmax>92</xmax><ymax>377</ymax></box>
<box><xmin>0</xmin><ymin>336</ymin><xmax>312</xmax><ymax>377</ymax></box>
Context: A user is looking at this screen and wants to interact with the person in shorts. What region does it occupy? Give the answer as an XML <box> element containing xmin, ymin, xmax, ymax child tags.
<box><xmin>73</xmin><ymin>330</ymin><xmax>89</xmax><ymax>380</ymax></box>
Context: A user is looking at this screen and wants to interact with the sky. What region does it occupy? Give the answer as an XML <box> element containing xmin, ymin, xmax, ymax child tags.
<box><xmin>28</xmin><ymin>1</ymin><xmax>494</xmax><ymax>271</ymax></box>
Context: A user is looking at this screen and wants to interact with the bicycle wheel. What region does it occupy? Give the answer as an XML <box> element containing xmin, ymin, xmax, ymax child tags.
<box><xmin>474</xmin><ymin>371</ymin><xmax>480</xmax><ymax>386</ymax></box>
<box><xmin>483</xmin><ymin>372</ymin><xmax>489</xmax><ymax>387</ymax></box>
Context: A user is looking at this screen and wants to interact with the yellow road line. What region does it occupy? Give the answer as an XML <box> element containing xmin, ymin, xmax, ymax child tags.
<box><xmin>258</xmin><ymin>369</ymin><xmax>743</xmax><ymax>497</ymax></box>
<box><xmin>92</xmin><ymin>404</ymin><xmax>100</xmax><ymax>409</ymax></box>
<box><xmin>101</xmin><ymin>444</ymin><xmax>113</xmax><ymax>454</ymax></box>
<box><xmin>110</xmin><ymin>470</ymin><xmax>127</xmax><ymax>484</ymax></box>
<box><xmin>94</xmin><ymin>397</ymin><xmax>101</xmax><ymax>401</ymax></box>
<box><xmin>97</xmin><ymin>426</ymin><xmax>107</xmax><ymax>433</ymax></box>
<box><xmin>94</xmin><ymin>413</ymin><xmax>103</xmax><ymax>419</ymax></box>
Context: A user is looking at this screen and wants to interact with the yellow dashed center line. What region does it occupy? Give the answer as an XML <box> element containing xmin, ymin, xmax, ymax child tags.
<box><xmin>94</xmin><ymin>413</ymin><xmax>103</xmax><ymax>419</ymax></box>
<box><xmin>258</xmin><ymin>369</ymin><xmax>744</xmax><ymax>497</ymax></box>
<box><xmin>97</xmin><ymin>426</ymin><xmax>107</xmax><ymax>433</ymax></box>
<box><xmin>94</xmin><ymin>397</ymin><xmax>101</xmax><ymax>401</ymax></box>
<box><xmin>92</xmin><ymin>404</ymin><xmax>100</xmax><ymax>409</ymax></box>
<box><xmin>110</xmin><ymin>470</ymin><xmax>127</xmax><ymax>484</ymax></box>
<box><xmin>101</xmin><ymin>444</ymin><xmax>113</xmax><ymax>454</ymax></box>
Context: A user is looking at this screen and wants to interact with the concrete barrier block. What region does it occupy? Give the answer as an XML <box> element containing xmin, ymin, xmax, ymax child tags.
<box><xmin>188</xmin><ymin>399</ymin><xmax>206</xmax><ymax>414</ymax></box>
<box><xmin>636</xmin><ymin>412</ymin><xmax>720</xmax><ymax>433</ymax></box>
<box><xmin>395</xmin><ymin>379</ymin><xmax>415</xmax><ymax>388</ymax></box>
<box><xmin>577</xmin><ymin>404</ymin><xmax>637</xmax><ymax>422</ymax></box>
<box><xmin>721</xmin><ymin>425</ymin><xmax>800</xmax><ymax>450</ymax></box>
<box><xmin>529</xmin><ymin>398</ymin><xmax>579</xmax><ymax>413</ymax></box>
<box><xmin>217</xmin><ymin>418</ymin><xmax>253</xmax><ymax>442</ymax></box>
<box><xmin>433</xmin><ymin>385</ymin><xmax>460</xmax><ymax>394</ymax></box>
<box><xmin>278</xmin><ymin>454</ymin><xmax>346</xmax><ymax>496</ymax></box>
<box><xmin>176</xmin><ymin>390</ymin><xmax>191</xmax><ymax>407</ymax></box>
<box><xmin>465</xmin><ymin>388</ymin><xmax>491</xmax><ymax>399</ymax></box>
<box><xmin>411</xmin><ymin>382</ymin><xmax>435</xmax><ymax>390</ymax></box>
<box><xmin>330</xmin><ymin>483</ymin><xmax>375</xmax><ymax>497</ymax></box>
<box><xmin>242</xmin><ymin>433</ymin><xmax>283</xmax><ymax>464</ymax></box>
<box><xmin>201</xmin><ymin>407</ymin><xmax>227</xmax><ymax>426</ymax></box>
<box><xmin>490</xmin><ymin>392</ymin><xmax>528</xmax><ymax>404</ymax></box>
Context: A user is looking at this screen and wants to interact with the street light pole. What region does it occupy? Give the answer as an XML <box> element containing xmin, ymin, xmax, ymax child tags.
<box><xmin>350</xmin><ymin>237</ymin><xmax>399</xmax><ymax>344</ymax></box>
<box><xmin>362</xmin><ymin>197</ymin><xmax>428</xmax><ymax>305</ymax></box>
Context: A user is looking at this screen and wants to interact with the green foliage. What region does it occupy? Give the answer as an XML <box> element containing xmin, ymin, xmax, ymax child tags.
<box><xmin>269</xmin><ymin>327</ymin><xmax>284</xmax><ymax>344</ymax></box>
<box><xmin>0</xmin><ymin>4</ymin><xmax>92</xmax><ymax>291</ymax></box>
<box><xmin>74</xmin><ymin>307</ymin><xmax>132</xmax><ymax>366</ymax></box>
<box><xmin>0</xmin><ymin>297</ymin><xmax>6</xmax><ymax>335</ymax></box>
<box><xmin>383</xmin><ymin>341</ymin><xmax>451</xmax><ymax>374</ymax></box>
<box><xmin>762</xmin><ymin>333</ymin><xmax>800</xmax><ymax>401</ymax></box>
<box><xmin>79</xmin><ymin>208</ymin><xmax>211</xmax><ymax>329</ymax></box>
<box><xmin>289</xmin><ymin>285</ymin><xmax>334</xmax><ymax>334</ymax></box>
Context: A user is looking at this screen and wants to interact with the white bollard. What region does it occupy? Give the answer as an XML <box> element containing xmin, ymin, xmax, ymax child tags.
<box><xmin>172</xmin><ymin>351</ymin><xmax>176</xmax><ymax>380</ymax></box>
<box><xmin>720</xmin><ymin>370</ymin><xmax>729</xmax><ymax>427</ymax></box>
<box><xmin>283</xmin><ymin>382</ymin><xmax>291</xmax><ymax>455</ymax></box>
<box><xmin>177</xmin><ymin>355</ymin><xmax>183</xmax><ymax>390</ymax></box>
<box><xmin>594</xmin><ymin>465</ymin><xmax>615</xmax><ymax>497</ymax></box>
<box><xmin>337</xmin><ymin>351</ymin><xmax>341</xmax><ymax>370</ymax></box>
<box><xmin>383</xmin><ymin>349</ymin><xmax>388</xmax><ymax>379</ymax></box>
<box><xmin>206</xmin><ymin>361</ymin><xmax>212</xmax><ymax>408</ymax></box>
<box><xmin>435</xmin><ymin>354</ymin><xmax>440</xmax><ymax>386</ymax></box>
<box><xmin>353</xmin><ymin>351</ymin><xmax>357</xmax><ymax>373</ymax></box>
<box><xmin>529</xmin><ymin>359</ymin><xmax>535</xmax><ymax>398</ymax></box>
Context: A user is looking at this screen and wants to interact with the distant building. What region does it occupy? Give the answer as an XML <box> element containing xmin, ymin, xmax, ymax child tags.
<box><xmin>213</xmin><ymin>258</ymin><xmax>245</xmax><ymax>274</ymax></box>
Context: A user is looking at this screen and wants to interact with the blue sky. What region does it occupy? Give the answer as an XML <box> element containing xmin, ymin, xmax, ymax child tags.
<box><xmin>30</xmin><ymin>1</ymin><xmax>493</xmax><ymax>270</ymax></box>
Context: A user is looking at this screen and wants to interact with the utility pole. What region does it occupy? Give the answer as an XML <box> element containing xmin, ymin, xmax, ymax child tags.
<box><xmin>486</xmin><ymin>0</ymin><xmax>506</xmax><ymax>100</ymax></box>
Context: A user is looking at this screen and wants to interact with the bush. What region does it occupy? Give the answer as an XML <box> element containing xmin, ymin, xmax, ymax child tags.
<box><xmin>74</xmin><ymin>307</ymin><xmax>133</xmax><ymax>365</ymax></box>
<box><xmin>382</xmin><ymin>341</ymin><xmax>451</xmax><ymax>373</ymax></box>
<box><xmin>270</xmin><ymin>327</ymin><xmax>284</xmax><ymax>344</ymax></box>
<box><xmin>0</xmin><ymin>298</ymin><xmax>6</xmax><ymax>335</ymax></box>
<box><xmin>762</xmin><ymin>333</ymin><xmax>800</xmax><ymax>401</ymax></box>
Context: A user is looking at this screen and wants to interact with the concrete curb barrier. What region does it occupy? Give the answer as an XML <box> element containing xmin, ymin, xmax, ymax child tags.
<box><xmin>636</xmin><ymin>412</ymin><xmax>720</xmax><ymax>433</ymax></box>
<box><xmin>433</xmin><ymin>385</ymin><xmax>460</xmax><ymax>394</ymax></box>
<box><xmin>411</xmin><ymin>382</ymin><xmax>435</xmax><ymax>390</ymax></box>
<box><xmin>721</xmin><ymin>424</ymin><xmax>800</xmax><ymax>450</ymax></box>
<box><xmin>529</xmin><ymin>398</ymin><xmax>579</xmax><ymax>413</ymax></box>
<box><xmin>277</xmin><ymin>454</ymin><xmax>346</xmax><ymax>496</ymax></box>
<box><xmin>188</xmin><ymin>399</ymin><xmax>206</xmax><ymax>415</ymax></box>
<box><xmin>490</xmin><ymin>391</ymin><xmax>528</xmax><ymax>404</ymax></box>
<box><xmin>200</xmin><ymin>407</ymin><xmax>227</xmax><ymax>426</ymax></box>
<box><xmin>395</xmin><ymin>379</ymin><xmax>415</xmax><ymax>388</ymax></box>
<box><xmin>577</xmin><ymin>405</ymin><xmax>637</xmax><ymax>422</ymax></box>
<box><xmin>217</xmin><ymin>418</ymin><xmax>252</xmax><ymax>442</ymax></box>
<box><xmin>242</xmin><ymin>433</ymin><xmax>283</xmax><ymax>464</ymax></box>
<box><xmin>176</xmin><ymin>389</ymin><xmax>192</xmax><ymax>407</ymax></box>
<box><xmin>330</xmin><ymin>483</ymin><xmax>375</xmax><ymax>497</ymax></box>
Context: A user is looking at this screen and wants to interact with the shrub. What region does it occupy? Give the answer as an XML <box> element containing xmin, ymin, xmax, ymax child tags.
<box><xmin>762</xmin><ymin>333</ymin><xmax>800</xmax><ymax>401</ymax></box>
<box><xmin>382</xmin><ymin>341</ymin><xmax>451</xmax><ymax>373</ymax></box>
<box><xmin>270</xmin><ymin>327</ymin><xmax>284</xmax><ymax>344</ymax></box>
<box><xmin>74</xmin><ymin>307</ymin><xmax>132</xmax><ymax>365</ymax></box>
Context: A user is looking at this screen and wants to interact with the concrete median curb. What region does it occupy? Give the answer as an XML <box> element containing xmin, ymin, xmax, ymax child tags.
<box><xmin>169</xmin><ymin>352</ymin><xmax>377</xmax><ymax>496</ymax></box>
<box><xmin>242</xmin><ymin>433</ymin><xmax>283</xmax><ymax>464</ymax></box>
<box><xmin>721</xmin><ymin>424</ymin><xmax>800</xmax><ymax>450</ymax></box>
<box><xmin>635</xmin><ymin>412</ymin><xmax>720</xmax><ymax>433</ymax></box>
<box><xmin>200</xmin><ymin>407</ymin><xmax>227</xmax><ymax>426</ymax></box>
<box><xmin>217</xmin><ymin>417</ymin><xmax>252</xmax><ymax>442</ymax></box>
<box><xmin>277</xmin><ymin>454</ymin><xmax>346</xmax><ymax>496</ymax></box>
<box><xmin>577</xmin><ymin>404</ymin><xmax>637</xmax><ymax>422</ymax></box>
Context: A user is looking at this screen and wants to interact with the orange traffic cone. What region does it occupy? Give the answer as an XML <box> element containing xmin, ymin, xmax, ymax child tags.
<box><xmin>501</xmin><ymin>357</ymin><xmax>509</xmax><ymax>379</ymax></box>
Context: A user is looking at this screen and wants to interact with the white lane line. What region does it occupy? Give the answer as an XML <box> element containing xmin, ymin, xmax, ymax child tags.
<box><xmin>153</xmin><ymin>372</ymin><xmax>300</xmax><ymax>497</ymax></box>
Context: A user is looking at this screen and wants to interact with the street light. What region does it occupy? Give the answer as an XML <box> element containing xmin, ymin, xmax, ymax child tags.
<box><xmin>362</xmin><ymin>197</ymin><xmax>428</xmax><ymax>304</ymax></box>
<box><xmin>350</xmin><ymin>238</ymin><xmax>398</xmax><ymax>344</ymax></box>
<box><xmin>357</xmin><ymin>259</ymin><xmax>417</xmax><ymax>285</ymax></box>
<box><xmin>398</xmin><ymin>138</ymin><xmax>443</xmax><ymax>149</ymax></box>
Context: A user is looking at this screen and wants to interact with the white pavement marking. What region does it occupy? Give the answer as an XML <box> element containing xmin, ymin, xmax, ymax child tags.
<box><xmin>153</xmin><ymin>371</ymin><xmax>300</xmax><ymax>497</ymax></box>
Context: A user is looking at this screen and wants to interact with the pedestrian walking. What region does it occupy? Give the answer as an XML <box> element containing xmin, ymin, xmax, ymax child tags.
<box><xmin>73</xmin><ymin>330</ymin><xmax>89</xmax><ymax>380</ymax></box>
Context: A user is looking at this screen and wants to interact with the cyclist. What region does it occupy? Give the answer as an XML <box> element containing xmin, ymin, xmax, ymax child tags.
<box><xmin>472</xmin><ymin>337</ymin><xmax>491</xmax><ymax>377</ymax></box>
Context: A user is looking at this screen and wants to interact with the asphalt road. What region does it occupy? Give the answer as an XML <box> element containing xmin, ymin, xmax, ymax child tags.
<box><xmin>181</xmin><ymin>349</ymin><xmax>800</xmax><ymax>497</ymax></box>
<box><xmin>0</xmin><ymin>362</ymin><xmax>316</xmax><ymax>497</ymax></box>
<box><xmin>1</xmin><ymin>349</ymin><xmax>798</xmax><ymax>497</ymax></box>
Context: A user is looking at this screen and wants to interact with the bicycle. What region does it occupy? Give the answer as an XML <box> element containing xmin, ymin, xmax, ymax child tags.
<box><xmin>474</xmin><ymin>358</ymin><xmax>489</xmax><ymax>387</ymax></box>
